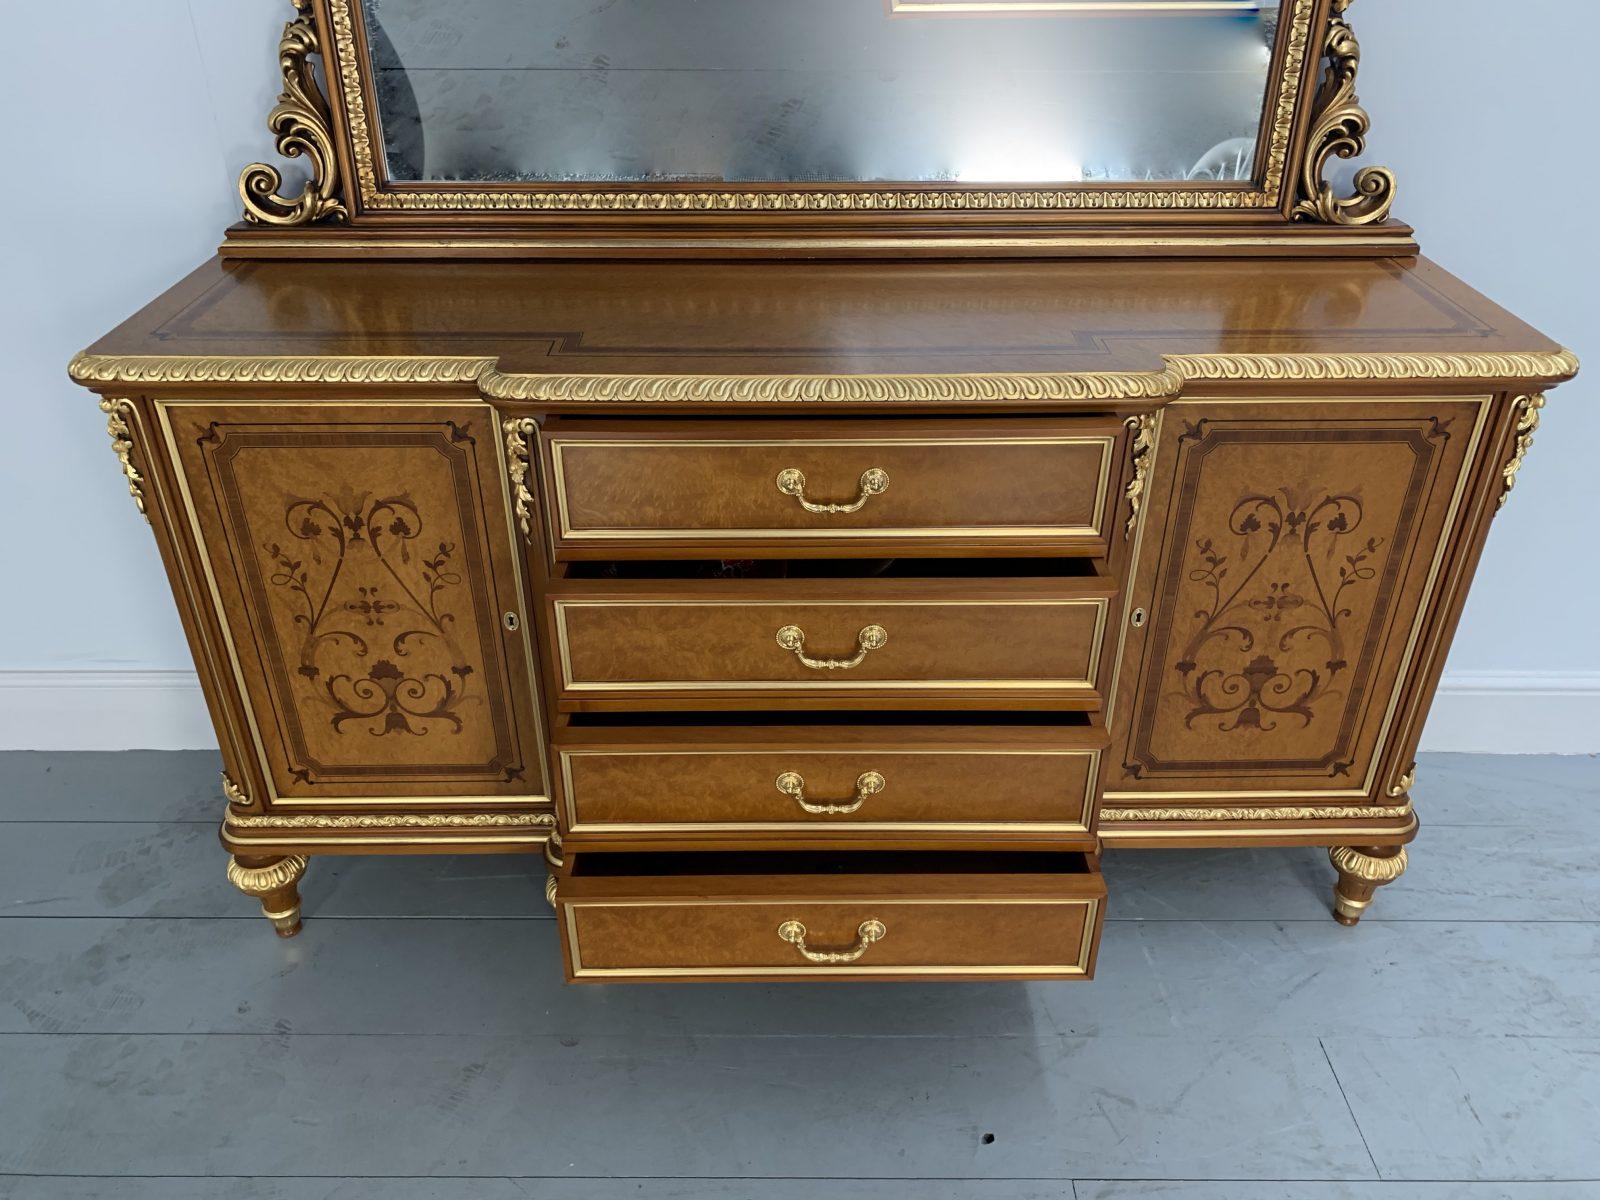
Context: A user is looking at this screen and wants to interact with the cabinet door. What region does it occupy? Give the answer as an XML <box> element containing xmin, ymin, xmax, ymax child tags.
<box><xmin>164</xmin><ymin>403</ymin><xmax>544</xmax><ymax>802</ymax></box>
<box><xmin>1107</xmin><ymin>398</ymin><xmax>1491</xmax><ymax>802</ymax></box>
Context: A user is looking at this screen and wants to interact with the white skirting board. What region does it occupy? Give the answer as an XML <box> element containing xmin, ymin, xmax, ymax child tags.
<box><xmin>2</xmin><ymin>668</ymin><xmax>1598</xmax><ymax>754</ymax></box>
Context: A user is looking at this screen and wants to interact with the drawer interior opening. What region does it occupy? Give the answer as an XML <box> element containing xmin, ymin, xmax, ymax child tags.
<box><xmin>568</xmin><ymin>849</ymin><xmax>1096</xmax><ymax>878</ymax></box>
<box><xmin>560</xmin><ymin>709</ymin><xmax>1096</xmax><ymax>729</ymax></box>
<box><xmin>559</xmin><ymin>557</ymin><xmax>1101</xmax><ymax>581</ymax></box>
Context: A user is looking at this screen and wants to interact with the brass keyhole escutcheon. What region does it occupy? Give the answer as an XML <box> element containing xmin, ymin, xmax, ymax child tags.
<box><xmin>1131</xmin><ymin>608</ymin><xmax>1147</xmax><ymax>629</ymax></box>
<box><xmin>503</xmin><ymin>612</ymin><xmax>521</xmax><ymax>632</ymax></box>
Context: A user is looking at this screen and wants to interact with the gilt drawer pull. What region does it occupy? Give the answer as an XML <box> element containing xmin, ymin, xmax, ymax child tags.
<box><xmin>777</xmin><ymin>918</ymin><xmax>887</xmax><ymax>964</ymax></box>
<box><xmin>775</xmin><ymin>769</ymin><xmax>886</xmax><ymax>815</ymax></box>
<box><xmin>776</xmin><ymin>624</ymin><xmax>887</xmax><ymax>670</ymax></box>
<box><xmin>776</xmin><ymin>467</ymin><xmax>889</xmax><ymax>514</ymax></box>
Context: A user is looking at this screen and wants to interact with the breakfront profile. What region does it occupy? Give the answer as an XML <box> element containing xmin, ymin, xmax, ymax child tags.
<box><xmin>73</xmin><ymin>0</ymin><xmax>1577</xmax><ymax>981</ymax></box>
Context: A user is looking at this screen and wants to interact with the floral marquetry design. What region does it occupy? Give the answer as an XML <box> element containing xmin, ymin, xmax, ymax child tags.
<box><xmin>181</xmin><ymin>411</ymin><xmax>535</xmax><ymax>797</ymax></box>
<box><xmin>1175</xmin><ymin>489</ymin><xmax>1381</xmax><ymax>737</ymax></box>
<box><xmin>1116</xmin><ymin>404</ymin><xmax>1480</xmax><ymax>795</ymax></box>
<box><xmin>261</xmin><ymin>493</ymin><xmax>474</xmax><ymax>738</ymax></box>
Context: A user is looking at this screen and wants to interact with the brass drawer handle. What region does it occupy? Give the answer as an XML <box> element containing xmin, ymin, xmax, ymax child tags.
<box><xmin>776</xmin><ymin>770</ymin><xmax>885</xmax><ymax>815</ymax></box>
<box><xmin>776</xmin><ymin>624</ymin><xmax>887</xmax><ymax>670</ymax></box>
<box><xmin>777</xmin><ymin>918</ymin><xmax>887</xmax><ymax>964</ymax></box>
<box><xmin>776</xmin><ymin>467</ymin><xmax>889</xmax><ymax>514</ymax></box>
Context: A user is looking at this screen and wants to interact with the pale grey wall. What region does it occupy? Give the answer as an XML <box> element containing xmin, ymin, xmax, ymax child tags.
<box><xmin>1</xmin><ymin>2</ymin><xmax>1593</xmax><ymax>738</ymax></box>
<box><xmin>1356</xmin><ymin>0</ymin><xmax>1598</xmax><ymax>678</ymax></box>
<box><xmin>1</xmin><ymin>2</ymin><xmax>285</xmax><ymax>674</ymax></box>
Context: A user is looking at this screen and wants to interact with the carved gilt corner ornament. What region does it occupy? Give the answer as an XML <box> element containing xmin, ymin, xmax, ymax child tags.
<box><xmin>1292</xmin><ymin>0</ymin><xmax>1396</xmax><ymax>226</ymax></box>
<box><xmin>1122</xmin><ymin>414</ymin><xmax>1157</xmax><ymax>539</ymax></box>
<box><xmin>1499</xmin><ymin>394</ymin><xmax>1546</xmax><ymax>509</ymax></box>
<box><xmin>239</xmin><ymin>0</ymin><xmax>348</xmax><ymax>227</ymax></box>
<box><xmin>503</xmin><ymin>418</ymin><xmax>541</xmax><ymax>543</ymax></box>
<box><xmin>221</xmin><ymin>773</ymin><xmax>251</xmax><ymax>810</ymax></box>
<box><xmin>98</xmin><ymin>399</ymin><xmax>149</xmax><ymax>523</ymax></box>
<box><xmin>1387</xmin><ymin>763</ymin><xmax>1417</xmax><ymax>799</ymax></box>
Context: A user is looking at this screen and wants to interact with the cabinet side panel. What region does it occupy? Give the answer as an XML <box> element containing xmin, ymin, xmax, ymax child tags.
<box><xmin>162</xmin><ymin>401</ymin><xmax>547</xmax><ymax>803</ymax></box>
<box><xmin>1107</xmin><ymin>396</ymin><xmax>1488</xmax><ymax>803</ymax></box>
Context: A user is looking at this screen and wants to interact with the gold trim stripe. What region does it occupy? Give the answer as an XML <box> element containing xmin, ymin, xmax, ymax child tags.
<box><xmin>70</xmin><ymin>352</ymin><xmax>495</xmax><ymax>386</ymax></box>
<box><xmin>221</xmin><ymin>828</ymin><xmax>551</xmax><ymax>850</ymax></box>
<box><xmin>1102</xmin><ymin>803</ymin><xmax>1411</xmax><ymax>823</ymax></box>
<box><xmin>1103</xmin><ymin>814</ymin><xmax>1417</xmax><ymax>845</ymax></box>
<box><xmin>224</xmin><ymin>811</ymin><xmax>555</xmax><ymax>831</ymax></box>
<box><xmin>1166</xmin><ymin>350</ymin><xmax>1581</xmax><ymax>385</ymax></box>
<box><xmin>69</xmin><ymin>349</ymin><xmax>1580</xmax><ymax>393</ymax></box>
<box><xmin>487</xmin><ymin>370</ymin><xmax>1179</xmax><ymax>404</ymax></box>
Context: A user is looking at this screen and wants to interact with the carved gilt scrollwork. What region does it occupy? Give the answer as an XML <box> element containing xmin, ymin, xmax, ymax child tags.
<box><xmin>1123</xmin><ymin>414</ymin><xmax>1157</xmax><ymax>539</ymax></box>
<box><xmin>221</xmin><ymin>773</ymin><xmax>252</xmax><ymax>810</ymax></box>
<box><xmin>1292</xmin><ymin>0</ymin><xmax>1396</xmax><ymax>226</ymax></box>
<box><xmin>239</xmin><ymin>0</ymin><xmax>349</xmax><ymax>227</ymax></box>
<box><xmin>1387</xmin><ymin>763</ymin><xmax>1417</xmax><ymax>799</ymax></box>
<box><xmin>1499</xmin><ymin>394</ymin><xmax>1546</xmax><ymax>509</ymax></box>
<box><xmin>503</xmin><ymin>419</ymin><xmax>539</xmax><ymax>543</ymax></box>
<box><xmin>98</xmin><ymin>399</ymin><xmax>149</xmax><ymax>523</ymax></box>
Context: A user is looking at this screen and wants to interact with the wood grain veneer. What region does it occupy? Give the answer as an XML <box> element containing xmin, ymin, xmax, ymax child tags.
<box><xmin>70</xmin><ymin>253</ymin><xmax>1576</xmax><ymax>971</ymax></box>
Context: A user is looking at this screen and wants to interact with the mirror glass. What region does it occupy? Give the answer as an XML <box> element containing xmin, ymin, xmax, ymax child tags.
<box><xmin>361</xmin><ymin>0</ymin><xmax>1284</xmax><ymax>186</ymax></box>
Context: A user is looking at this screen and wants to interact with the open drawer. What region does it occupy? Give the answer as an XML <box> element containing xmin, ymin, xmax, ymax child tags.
<box><xmin>545</xmin><ymin>576</ymin><xmax>1115</xmax><ymax>711</ymax></box>
<box><xmin>556</xmin><ymin>722</ymin><xmax>1104</xmax><ymax>850</ymax></box>
<box><xmin>554</xmin><ymin>851</ymin><xmax>1106</xmax><ymax>983</ymax></box>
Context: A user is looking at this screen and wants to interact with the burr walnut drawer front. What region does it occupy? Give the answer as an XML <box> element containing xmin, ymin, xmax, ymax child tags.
<box><xmin>556</xmin><ymin>852</ymin><xmax>1106</xmax><ymax>982</ymax></box>
<box><xmin>546</xmin><ymin>578</ymin><xmax>1115</xmax><ymax>710</ymax></box>
<box><xmin>557</xmin><ymin>726</ymin><xmax>1102</xmax><ymax>846</ymax></box>
<box><xmin>541</xmin><ymin>419</ymin><xmax>1123</xmax><ymax>557</ymax></box>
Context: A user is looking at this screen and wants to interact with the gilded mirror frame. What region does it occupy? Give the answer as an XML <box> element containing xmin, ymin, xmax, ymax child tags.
<box><xmin>227</xmin><ymin>0</ymin><xmax>1407</xmax><ymax>257</ymax></box>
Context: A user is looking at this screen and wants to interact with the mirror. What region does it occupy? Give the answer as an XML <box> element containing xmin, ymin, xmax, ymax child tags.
<box><xmin>360</xmin><ymin>0</ymin><xmax>1284</xmax><ymax>187</ymax></box>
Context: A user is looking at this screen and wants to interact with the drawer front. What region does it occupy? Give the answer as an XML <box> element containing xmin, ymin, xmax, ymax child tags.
<box><xmin>559</xmin><ymin>733</ymin><xmax>1101</xmax><ymax>839</ymax></box>
<box><xmin>558</xmin><ymin>865</ymin><xmax>1105</xmax><ymax>981</ymax></box>
<box><xmin>548</xmin><ymin>581</ymin><xmax>1113</xmax><ymax>708</ymax></box>
<box><xmin>542</xmin><ymin>420</ymin><xmax>1121</xmax><ymax>555</ymax></box>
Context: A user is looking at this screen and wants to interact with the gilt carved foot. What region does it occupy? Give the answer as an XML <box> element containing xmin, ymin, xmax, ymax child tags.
<box><xmin>1329</xmin><ymin>845</ymin><xmax>1408</xmax><ymax>926</ymax></box>
<box><xmin>227</xmin><ymin>854</ymin><xmax>309</xmax><ymax>937</ymax></box>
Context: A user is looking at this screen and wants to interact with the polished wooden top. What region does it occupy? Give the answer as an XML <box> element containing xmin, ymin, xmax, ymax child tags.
<box><xmin>84</xmin><ymin>255</ymin><xmax>1566</xmax><ymax>382</ymax></box>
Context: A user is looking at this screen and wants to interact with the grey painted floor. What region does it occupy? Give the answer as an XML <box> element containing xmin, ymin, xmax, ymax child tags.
<box><xmin>1</xmin><ymin>753</ymin><xmax>1597</xmax><ymax>1199</ymax></box>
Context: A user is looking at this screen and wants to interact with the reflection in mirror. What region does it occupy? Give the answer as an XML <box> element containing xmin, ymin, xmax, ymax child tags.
<box><xmin>361</xmin><ymin>0</ymin><xmax>1283</xmax><ymax>186</ymax></box>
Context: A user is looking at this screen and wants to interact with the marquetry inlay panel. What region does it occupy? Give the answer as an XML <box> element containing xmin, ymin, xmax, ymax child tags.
<box><xmin>1108</xmin><ymin>398</ymin><xmax>1485</xmax><ymax>800</ymax></box>
<box><xmin>167</xmin><ymin>405</ymin><xmax>541</xmax><ymax>799</ymax></box>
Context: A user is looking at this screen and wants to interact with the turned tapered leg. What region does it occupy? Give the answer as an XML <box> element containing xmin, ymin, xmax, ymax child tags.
<box><xmin>1329</xmin><ymin>845</ymin><xmax>1408</xmax><ymax>926</ymax></box>
<box><xmin>227</xmin><ymin>854</ymin><xmax>309</xmax><ymax>937</ymax></box>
